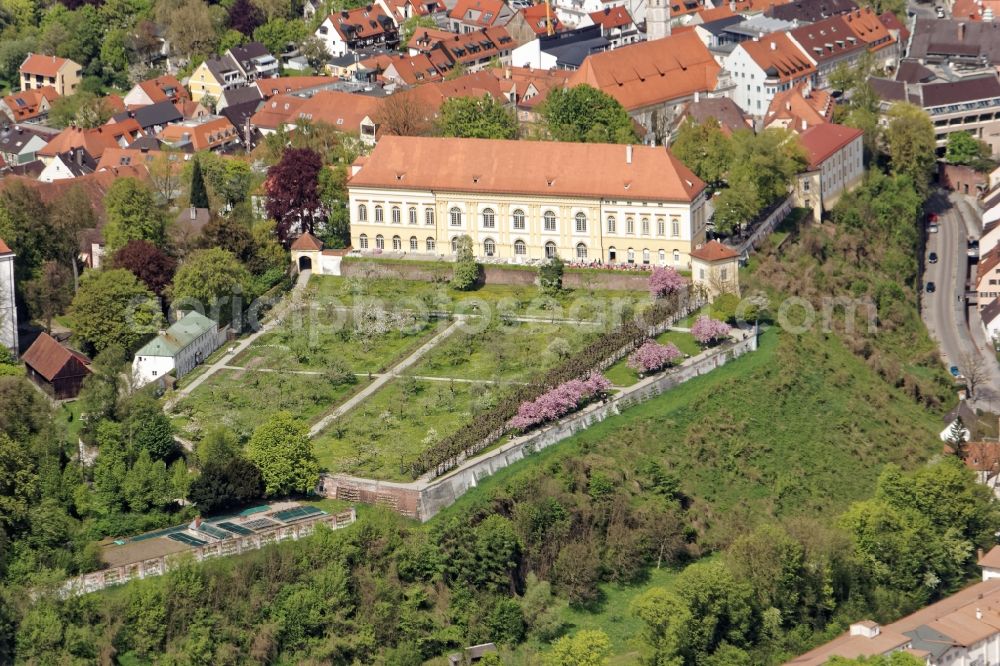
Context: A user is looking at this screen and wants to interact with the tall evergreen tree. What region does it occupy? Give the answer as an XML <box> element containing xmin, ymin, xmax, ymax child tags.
<box><xmin>189</xmin><ymin>157</ymin><xmax>209</xmax><ymax>210</ymax></box>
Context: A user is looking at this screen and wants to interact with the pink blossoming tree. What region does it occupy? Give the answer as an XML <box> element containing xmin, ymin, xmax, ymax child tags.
<box><xmin>509</xmin><ymin>373</ymin><xmax>612</xmax><ymax>431</ymax></box>
<box><xmin>648</xmin><ymin>267</ymin><xmax>687</xmax><ymax>299</ymax></box>
<box><xmin>627</xmin><ymin>340</ymin><xmax>682</xmax><ymax>373</ymax></box>
<box><xmin>691</xmin><ymin>315</ymin><xmax>731</xmax><ymax>345</ymax></box>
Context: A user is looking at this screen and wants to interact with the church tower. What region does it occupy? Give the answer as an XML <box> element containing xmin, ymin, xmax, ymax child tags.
<box><xmin>646</xmin><ymin>0</ymin><xmax>671</xmax><ymax>41</ymax></box>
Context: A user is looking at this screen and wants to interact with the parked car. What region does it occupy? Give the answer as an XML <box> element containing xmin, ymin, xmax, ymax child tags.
<box><xmin>950</xmin><ymin>365</ymin><xmax>961</xmax><ymax>377</ymax></box>
<box><xmin>936</xmin><ymin>6</ymin><xmax>946</xmax><ymax>17</ymax></box>
<box><xmin>926</xmin><ymin>281</ymin><xmax>936</xmax><ymax>293</ymax></box>
<box><xmin>929</xmin><ymin>224</ymin><xmax>939</xmax><ymax>233</ymax></box>
<box><xmin>929</xmin><ymin>252</ymin><xmax>938</xmax><ymax>263</ymax></box>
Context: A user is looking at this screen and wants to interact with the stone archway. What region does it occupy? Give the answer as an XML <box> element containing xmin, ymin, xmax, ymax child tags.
<box><xmin>298</xmin><ymin>255</ymin><xmax>313</xmax><ymax>271</ymax></box>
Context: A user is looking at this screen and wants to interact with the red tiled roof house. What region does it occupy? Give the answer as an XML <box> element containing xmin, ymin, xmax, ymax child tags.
<box><xmin>22</xmin><ymin>332</ymin><xmax>92</xmax><ymax>400</ymax></box>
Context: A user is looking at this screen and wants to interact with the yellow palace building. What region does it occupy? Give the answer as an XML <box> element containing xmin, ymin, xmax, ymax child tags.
<box><xmin>347</xmin><ymin>136</ymin><xmax>709</xmax><ymax>268</ymax></box>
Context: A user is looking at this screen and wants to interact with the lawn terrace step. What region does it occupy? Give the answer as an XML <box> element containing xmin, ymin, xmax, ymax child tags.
<box><xmin>216</xmin><ymin>521</ymin><xmax>255</xmax><ymax>536</ymax></box>
<box><xmin>168</xmin><ymin>532</ymin><xmax>208</xmax><ymax>547</ymax></box>
<box><xmin>271</xmin><ymin>505</ymin><xmax>325</xmax><ymax>523</ymax></box>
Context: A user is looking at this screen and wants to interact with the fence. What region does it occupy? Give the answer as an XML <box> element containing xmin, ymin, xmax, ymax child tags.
<box><xmin>62</xmin><ymin>509</ymin><xmax>357</xmax><ymax>596</ymax></box>
<box><xmin>322</xmin><ymin>330</ymin><xmax>759</xmax><ymax>521</ymax></box>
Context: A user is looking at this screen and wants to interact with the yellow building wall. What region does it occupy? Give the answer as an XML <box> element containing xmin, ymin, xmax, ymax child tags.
<box><xmin>188</xmin><ymin>63</ymin><xmax>223</xmax><ymax>103</ymax></box>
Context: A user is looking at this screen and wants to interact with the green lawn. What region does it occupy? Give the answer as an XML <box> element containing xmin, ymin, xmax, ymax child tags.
<box><xmin>604</xmin><ymin>330</ymin><xmax>703</xmax><ymax>387</ymax></box>
<box><xmin>307</xmin><ymin>274</ymin><xmax>650</xmax><ymax>323</ymax></box>
<box><xmin>59</xmin><ymin>400</ymin><xmax>85</xmax><ymax>444</ymax></box>
<box><xmin>406</xmin><ymin>321</ymin><xmax>602</xmax><ymax>382</ymax></box>
<box><xmin>170</xmin><ymin>369</ymin><xmax>366</xmax><ymax>442</ymax></box>
<box><xmin>230</xmin><ymin>318</ymin><xmax>442</xmax><ymax>374</ymax></box>
<box><xmin>312</xmin><ymin>377</ymin><xmax>490</xmax><ymax>480</ymax></box>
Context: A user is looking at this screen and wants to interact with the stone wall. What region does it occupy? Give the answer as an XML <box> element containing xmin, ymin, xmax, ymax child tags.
<box><xmin>340</xmin><ymin>258</ymin><xmax>653</xmax><ymax>291</ymax></box>
<box><xmin>320</xmin><ymin>331</ymin><xmax>759</xmax><ymax>522</ymax></box>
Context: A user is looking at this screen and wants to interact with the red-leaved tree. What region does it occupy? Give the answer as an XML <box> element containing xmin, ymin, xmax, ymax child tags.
<box><xmin>264</xmin><ymin>147</ymin><xmax>323</xmax><ymax>244</ymax></box>
<box><xmin>110</xmin><ymin>239</ymin><xmax>178</xmax><ymax>297</ymax></box>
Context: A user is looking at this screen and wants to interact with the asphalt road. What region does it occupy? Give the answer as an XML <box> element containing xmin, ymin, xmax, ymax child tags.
<box><xmin>922</xmin><ymin>191</ymin><xmax>1000</xmax><ymax>409</ymax></box>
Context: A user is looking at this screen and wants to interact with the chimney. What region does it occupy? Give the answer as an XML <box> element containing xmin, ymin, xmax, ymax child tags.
<box><xmin>977</xmin><ymin>608</ymin><xmax>984</xmax><ymax>620</ymax></box>
<box><xmin>626</xmin><ymin>144</ymin><xmax>633</xmax><ymax>164</ymax></box>
<box><xmin>801</xmin><ymin>118</ymin><xmax>807</xmax><ymax>131</ymax></box>
<box><xmin>959</xmin><ymin>22</ymin><xmax>966</xmax><ymax>40</ymax></box>
<box><xmin>849</xmin><ymin>622</ymin><xmax>880</xmax><ymax>639</ymax></box>
<box><xmin>504</xmin><ymin>67</ymin><xmax>511</xmax><ymax>79</ymax></box>
<box><xmin>75</xmin><ymin>148</ymin><xmax>83</xmax><ymax>166</ymax></box>
<box><xmin>694</xmin><ymin>91</ymin><xmax>700</xmax><ymax>103</ymax></box>
<box><xmin>770</xmin><ymin>40</ymin><xmax>777</xmax><ymax>50</ymax></box>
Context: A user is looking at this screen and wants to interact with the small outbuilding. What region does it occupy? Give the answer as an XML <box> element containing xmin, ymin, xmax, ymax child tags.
<box><xmin>290</xmin><ymin>231</ymin><xmax>347</xmax><ymax>275</ymax></box>
<box><xmin>22</xmin><ymin>332</ymin><xmax>91</xmax><ymax>400</ymax></box>
<box><xmin>690</xmin><ymin>240</ymin><xmax>739</xmax><ymax>298</ymax></box>
<box><xmin>132</xmin><ymin>311</ymin><xmax>222</xmax><ymax>387</ymax></box>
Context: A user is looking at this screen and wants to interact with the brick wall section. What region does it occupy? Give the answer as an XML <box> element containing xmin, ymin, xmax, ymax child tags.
<box><xmin>939</xmin><ymin>163</ymin><xmax>987</xmax><ymax>195</ymax></box>
<box><xmin>340</xmin><ymin>259</ymin><xmax>653</xmax><ymax>291</ymax></box>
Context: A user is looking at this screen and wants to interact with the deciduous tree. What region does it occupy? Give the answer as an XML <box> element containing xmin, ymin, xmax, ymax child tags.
<box><xmin>245</xmin><ymin>412</ymin><xmax>319</xmax><ymax>496</ymax></box>
<box><xmin>945</xmin><ymin>131</ymin><xmax>990</xmax><ymax>166</ymax></box>
<box><xmin>170</xmin><ymin>248</ymin><xmax>255</xmax><ymax>325</ymax></box>
<box><xmin>24</xmin><ymin>261</ymin><xmax>73</xmax><ymax>332</ymax></box>
<box><xmin>110</xmin><ymin>240</ymin><xmax>177</xmax><ymax>297</ymax></box>
<box><xmin>188</xmin><ymin>457</ymin><xmax>265</xmax><ymax>513</ymax></box>
<box><xmin>670</xmin><ymin>119</ymin><xmax>731</xmax><ymax>185</ymax></box>
<box><xmin>227</xmin><ymin>0</ymin><xmax>264</xmax><ymax>35</ymax></box>
<box><xmin>438</xmin><ymin>94</ymin><xmax>518</xmax><ymax>139</ymax></box>
<box><xmin>451</xmin><ymin>235</ymin><xmax>479</xmax><ymax>290</ymax></box>
<box><xmin>541</xmin><ymin>85</ymin><xmax>637</xmax><ymax>144</ymax></box>
<box><xmin>69</xmin><ymin>268</ymin><xmax>163</xmax><ymax>354</ymax></box>
<box><xmin>374</xmin><ymin>92</ymin><xmax>434</xmax><ymax>137</ymax></box>
<box><xmin>543</xmin><ymin>629</ymin><xmax>611</xmax><ymax>666</ymax></box>
<box><xmin>886</xmin><ymin>102</ymin><xmax>936</xmax><ymax>193</ymax></box>
<box><xmin>103</xmin><ymin>178</ymin><xmax>165</xmax><ymax>253</ymax></box>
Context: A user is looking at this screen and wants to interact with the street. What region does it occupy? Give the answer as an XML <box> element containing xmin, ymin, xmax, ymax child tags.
<box><xmin>921</xmin><ymin>191</ymin><xmax>1000</xmax><ymax>410</ymax></box>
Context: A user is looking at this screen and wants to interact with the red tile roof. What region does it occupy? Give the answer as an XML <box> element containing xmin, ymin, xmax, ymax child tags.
<box><xmin>790</xmin><ymin>15</ymin><xmax>867</xmax><ymax>64</ymax></box>
<box><xmin>408</xmin><ymin>27</ymin><xmax>457</xmax><ymax>52</ymax></box>
<box><xmin>291</xmin><ymin>231</ymin><xmax>324</xmax><ymax>250</ymax></box>
<box><xmin>449</xmin><ymin>0</ymin><xmax>507</xmax><ymax>26</ymax></box>
<box><xmin>765</xmin><ymin>83</ymin><xmax>834</xmax><ymax>130</ymax></box>
<box><xmin>740</xmin><ymin>33</ymin><xmax>816</xmax><ymax>82</ymax></box>
<box><xmin>589</xmin><ymin>5</ymin><xmax>632</xmax><ymax>29</ymax></box>
<box><xmin>291</xmin><ymin>90</ymin><xmax>381</xmax><ymax>130</ymax></box>
<box><xmin>2</xmin><ymin>86</ymin><xmax>59</xmax><ymax>122</ymax></box>
<box><xmin>38</xmin><ymin>122</ymin><xmax>142</xmax><ymax>159</ymax></box>
<box><xmin>521</xmin><ymin>3</ymin><xmax>560</xmax><ymax>34</ymax></box>
<box><xmin>569</xmin><ymin>31</ymin><xmax>720</xmax><ymax>111</ymax></box>
<box><xmin>696</xmin><ymin>4</ymin><xmax>735</xmax><ymax>21</ymax></box>
<box><xmin>158</xmin><ymin>117</ymin><xmax>239</xmax><ymax>152</ymax></box>
<box><xmin>256</xmin><ymin>76</ymin><xmax>337</xmax><ymax>98</ymax></box>
<box><xmin>690</xmin><ymin>240</ymin><xmax>738</xmax><ymax>261</ymax></box>
<box><xmin>325</xmin><ymin>4</ymin><xmax>395</xmax><ymax>41</ymax></box>
<box><xmin>0</xmin><ymin>238</ymin><xmax>11</xmax><ymax>254</ymax></box>
<box><xmin>349</xmin><ymin>136</ymin><xmax>706</xmax><ymax>202</ymax></box>
<box><xmin>132</xmin><ymin>74</ymin><xmax>189</xmax><ymax>107</ymax></box>
<box><xmin>251</xmin><ymin>94</ymin><xmax>308</xmax><ymax>130</ymax></box>
<box><xmin>22</xmin><ymin>332</ymin><xmax>91</xmax><ymax>382</ymax></box>
<box><xmin>20</xmin><ymin>53</ymin><xmax>77</xmax><ymax>77</ymax></box>
<box><xmin>370</xmin><ymin>52</ymin><xmax>441</xmax><ymax>85</ymax></box>
<box><xmin>798</xmin><ymin>122</ymin><xmax>863</xmax><ymax>169</ymax></box>
<box><xmin>878</xmin><ymin>10</ymin><xmax>909</xmax><ymax>41</ymax></box>
<box><xmin>843</xmin><ymin>6</ymin><xmax>896</xmax><ymax>51</ymax></box>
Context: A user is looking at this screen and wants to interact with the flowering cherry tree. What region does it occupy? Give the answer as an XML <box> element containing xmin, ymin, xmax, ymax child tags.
<box><xmin>509</xmin><ymin>373</ymin><xmax>612</xmax><ymax>431</ymax></box>
<box><xmin>691</xmin><ymin>315</ymin><xmax>731</xmax><ymax>345</ymax></box>
<box><xmin>627</xmin><ymin>340</ymin><xmax>682</xmax><ymax>373</ymax></box>
<box><xmin>648</xmin><ymin>266</ymin><xmax>687</xmax><ymax>299</ymax></box>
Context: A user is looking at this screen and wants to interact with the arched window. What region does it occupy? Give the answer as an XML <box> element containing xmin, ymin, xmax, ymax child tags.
<box><xmin>545</xmin><ymin>241</ymin><xmax>557</xmax><ymax>258</ymax></box>
<box><xmin>673</xmin><ymin>249</ymin><xmax>680</xmax><ymax>263</ymax></box>
<box><xmin>671</xmin><ymin>218</ymin><xmax>680</xmax><ymax>237</ymax></box>
<box><xmin>408</xmin><ymin>207</ymin><xmax>417</xmax><ymax>225</ymax></box>
<box><xmin>607</xmin><ymin>216</ymin><xmax>616</xmax><ymax>234</ymax></box>
<box><xmin>657</xmin><ymin>218</ymin><xmax>665</xmax><ymax>236</ymax></box>
<box><xmin>575</xmin><ymin>212</ymin><xmax>587</xmax><ymax>233</ymax></box>
<box><xmin>642</xmin><ymin>248</ymin><xmax>650</xmax><ymax>264</ymax></box>
<box><xmin>358</xmin><ymin>204</ymin><xmax>368</xmax><ymax>222</ymax></box>
<box><xmin>543</xmin><ymin>210</ymin><xmax>556</xmax><ymax>232</ymax></box>
<box><xmin>626</xmin><ymin>247</ymin><xmax>635</xmax><ymax>263</ymax></box>
<box><xmin>359</xmin><ymin>233</ymin><xmax>368</xmax><ymax>249</ymax></box>
<box><xmin>576</xmin><ymin>242</ymin><xmax>588</xmax><ymax>259</ymax></box>
<box><xmin>374</xmin><ymin>205</ymin><xmax>384</xmax><ymax>223</ymax></box>
<box><xmin>426</xmin><ymin>237</ymin><xmax>436</xmax><ymax>251</ymax></box>
<box><xmin>449</xmin><ymin>207</ymin><xmax>462</xmax><ymax>226</ymax></box>
<box><xmin>375</xmin><ymin>234</ymin><xmax>384</xmax><ymax>250</ymax></box>
<box><xmin>626</xmin><ymin>217</ymin><xmax>635</xmax><ymax>235</ymax></box>
<box><xmin>483</xmin><ymin>238</ymin><xmax>496</xmax><ymax>256</ymax></box>
<box><xmin>513</xmin><ymin>209</ymin><xmax>526</xmax><ymax>230</ymax></box>
<box><xmin>392</xmin><ymin>235</ymin><xmax>401</xmax><ymax>250</ymax></box>
<box><xmin>451</xmin><ymin>236</ymin><xmax>459</xmax><ymax>253</ymax></box>
<box><xmin>658</xmin><ymin>249</ymin><xmax>666</xmax><ymax>265</ymax></box>
<box><xmin>608</xmin><ymin>246</ymin><xmax>617</xmax><ymax>262</ymax></box>
<box><xmin>409</xmin><ymin>236</ymin><xmax>418</xmax><ymax>250</ymax></box>
<box><xmin>482</xmin><ymin>208</ymin><xmax>496</xmax><ymax>228</ymax></box>
<box><xmin>641</xmin><ymin>218</ymin><xmax>650</xmax><ymax>236</ymax></box>
<box><xmin>514</xmin><ymin>239</ymin><xmax>526</xmax><ymax>255</ymax></box>
<box><xmin>391</xmin><ymin>206</ymin><xmax>401</xmax><ymax>224</ymax></box>
<box><xmin>425</xmin><ymin>208</ymin><xmax>435</xmax><ymax>225</ymax></box>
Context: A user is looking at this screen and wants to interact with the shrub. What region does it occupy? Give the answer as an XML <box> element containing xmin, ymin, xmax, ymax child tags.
<box><xmin>509</xmin><ymin>373</ymin><xmax>611</xmax><ymax>431</ymax></box>
<box><xmin>648</xmin><ymin>266</ymin><xmax>686</xmax><ymax>299</ymax></box>
<box><xmin>691</xmin><ymin>315</ymin><xmax>731</xmax><ymax>345</ymax></box>
<box><xmin>451</xmin><ymin>235</ymin><xmax>479</xmax><ymax>290</ymax></box>
<box><xmin>539</xmin><ymin>256</ymin><xmax>565</xmax><ymax>295</ymax></box>
<box><xmin>627</xmin><ymin>340</ymin><xmax>682</xmax><ymax>373</ymax></box>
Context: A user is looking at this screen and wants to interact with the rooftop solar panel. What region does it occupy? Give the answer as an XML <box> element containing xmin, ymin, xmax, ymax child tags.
<box><xmin>198</xmin><ymin>524</ymin><xmax>230</xmax><ymax>540</ymax></box>
<box><xmin>272</xmin><ymin>506</ymin><xmax>324</xmax><ymax>523</ymax></box>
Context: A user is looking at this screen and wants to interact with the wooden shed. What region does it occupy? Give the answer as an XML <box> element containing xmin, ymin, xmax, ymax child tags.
<box><xmin>22</xmin><ymin>332</ymin><xmax>92</xmax><ymax>400</ymax></box>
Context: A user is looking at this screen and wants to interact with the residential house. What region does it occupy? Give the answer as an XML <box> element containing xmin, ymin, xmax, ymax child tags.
<box><xmin>430</xmin><ymin>27</ymin><xmax>515</xmax><ymax>73</ymax></box>
<box><xmin>894</xmin><ymin>58</ymin><xmax>935</xmax><ymax>85</ymax></box>
<box><xmin>0</xmin><ymin>124</ymin><xmax>59</xmax><ymax>167</ymax></box>
<box><xmin>765</xmin><ymin>0</ymin><xmax>856</xmax><ymax>22</ymax></box>
<box><xmin>122</xmin><ymin>74</ymin><xmax>190</xmax><ymax>108</ymax></box>
<box><xmin>588</xmin><ymin>6</ymin><xmax>640</xmax><ymax>48</ymax></box>
<box><xmin>217</xmin><ymin>85</ymin><xmax>263</xmax><ymax>112</ymax></box>
<box><xmin>393</xmin><ymin>69</ymin><xmax>509</xmax><ymax>127</ymax></box>
<box><xmin>19</xmin><ymin>53</ymin><xmax>82</xmax><ymax>97</ymax></box>
<box><xmin>674</xmin><ymin>96</ymin><xmax>752</xmax><ymax>137</ymax></box>
<box><xmin>981</xmin><ymin>219</ymin><xmax>1000</xmax><ymax>252</ymax></box>
<box><xmin>38</xmin><ymin>122</ymin><xmax>143</xmax><ymax>164</ymax></box>
<box><xmin>982</xmin><ymin>296</ymin><xmax>1000</xmax><ymax>345</ymax></box>
<box><xmin>492</xmin><ymin>65</ymin><xmax>573</xmax><ymax>123</ymax></box>
<box><xmin>21</xmin><ymin>332</ymin><xmax>91</xmax><ymax>400</ymax></box>
<box><xmin>764</xmin><ymin>82</ymin><xmax>833</xmax><ymax>131</ymax></box>
<box><xmin>220</xmin><ymin>99</ymin><xmax>263</xmax><ymax>145</ymax></box>
<box><xmin>0</xmin><ymin>87</ymin><xmax>59</xmax><ymax>124</ymax></box>
<box><xmin>724</xmin><ymin>32</ymin><xmax>816</xmax><ymax>116</ymax></box>
<box><xmin>511</xmin><ymin>23</ymin><xmax>609</xmax><ymax>69</ymax></box>
<box><xmin>189</xmin><ymin>55</ymin><xmax>246</xmax><ymax>104</ymax></box>
<box><xmin>449</xmin><ymin>0</ymin><xmax>514</xmax><ymax>33</ymax></box>
<box><xmin>315</xmin><ymin>5</ymin><xmax>400</xmax><ymax>58</ymax></box>
<box><xmin>95</xmin><ymin>147</ymin><xmax>160</xmax><ymax>172</ymax></box>
<box><xmin>256</xmin><ymin>75</ymin><xmax>341</xmax><ymax>98</ymax></box>
<box><xmin>907</xmin><ymin>18</ymin><xmax>1000</xmax><ymax>67</ymax></box>
<box><xmin>0</xmin><ymin>238</ymin><xmax>15</xmax><ymax>356</ymax></box>
<box><xmin>506</xmin><ymin>4</ymin><xmax>561</xmax><ymax>44</ymax></box>
<box><xmin>842</xmin><ymin>7</ymin><xmax>898</xmax><ymax>69</ymax></box>
<box><xmin>366</xmin><ymin>52</ymin><xmax>442</xmax><ymax>86</ymax></box>
<box><xmin>794</xmin><ymin>123</ymin><xmax>864</xmax><ymax>222</ymax></box>
<box><xmin>157</xmin><ymin>116</ymin><xmax>241</xmax><ymax>152</ymax></box>
<box><xmin>690</xmin><ymin>240</ymin><xmax>739</xmax><ymax>297</ymax></box>
<box><xmin>250</xmin><ymin>94</ymin><xmax>310</xmax><ymax>134</ymax></box>
<box><xmin>287</xmin><ymin>90</ymin><xmax>381</xmax><ymax>144</ymax></box>
<box><xmin>976</xmin><ymin>245</ymin><xmax>1000</xmax><ymax>311</ymax></box>
<box><xmin>227</xmin><ymin>42</ymin><xmax>280</xmax><ymax>82</ymax></box>
<box><xmin>568</xmin><ymin>30</ymin><xmax>720</xmax><ymax>140</ymax></box>
<box><xmin>700</xmin><ymin>14</ymin><xmax>799</xmax><ymax>58</ymax></box>
<box><xmin>788</xmin><ymin>16</ymin><xmax>867</xmax><ymax>87</ymax></box>
<box><xmin>787</xmin><ymin>552</ymin><xmax>1000</xmax><ymax>666</ymax></box>
<box><xmin>951</xmin><ymin>0</ymin><xmax>1000</xmax><ymax>20</ymax></box>
<box><xmin>111</xmin><ymin>100</ymin><xmax>183</xmax><ymax>135</ymax></box>
<box><xmin>38</xmin><ymin>148</ymin><xmax>97</xmax><ymax>182</ymax></box>
<box><xmin>348</xmin><ymin>136</ymin><xmax>708</xmax><ymax>267</ymax></box>
<box><xmin>132</xmin><ymin>311</ymin><xmax>222</xmax><ymax>386</ymax></box>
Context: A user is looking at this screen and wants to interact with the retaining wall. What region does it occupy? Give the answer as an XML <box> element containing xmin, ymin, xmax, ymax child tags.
<box><xmin>321</xmin><ymin>331</ymin><xmax>758</xmax><ymax>522</ymax></box>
